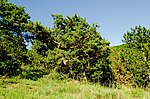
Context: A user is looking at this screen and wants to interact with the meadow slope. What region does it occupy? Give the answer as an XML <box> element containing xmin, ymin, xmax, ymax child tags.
<box><xmin>0</xmin><ymin>74</ymin><xmax>150</xmax><ymax>99</ymax></box>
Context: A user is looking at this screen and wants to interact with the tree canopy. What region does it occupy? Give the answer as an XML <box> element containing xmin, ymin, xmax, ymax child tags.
<box><xmin>120</xmin><ymin>26</ymin><xmax>150</xmax><ymax>87</ymax></box>
<box><xmin>26</xmin><ymin>14</ymin><xmax>114</xmax><ymax>84</ymax></box>
<box><xmin>0</xmin><ymin>0</ymin><xmax>30</xmax><ymax>76</ymax></box>
<box><xmin>122</xmin><ymin>25</ymin><xmax>150</xmax><ymax>62</ymax></box>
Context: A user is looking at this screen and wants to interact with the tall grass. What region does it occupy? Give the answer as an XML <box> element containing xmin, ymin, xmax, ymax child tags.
<box><xmin>0</xmin><ymin>74</ymin><xmax>150</xmax><ymax>99</ymax></box>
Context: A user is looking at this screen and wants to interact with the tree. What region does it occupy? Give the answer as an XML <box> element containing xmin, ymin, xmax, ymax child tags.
<box><xmin>122</xmin><ymin>26</ymin><xmax>150</xmax><ymax>62</ymax></box>
<box><xmin>0</xmin><ymin>0</ymin><xmax>30</xmax><ymax>76</ymax></box>
<box><xmin>42</xmin><ymin>14</ymin><xmax>114</xmax><ymax>85</ymax></box>
<box><xmin>27</xmin><ymin>14</ymin><xmax>114</xmax><ymax>84</ymax></box>
<box><xmin>122</xmin><ymin>26</ymin><xmax>150</xmax><ymax>87</ymax></box>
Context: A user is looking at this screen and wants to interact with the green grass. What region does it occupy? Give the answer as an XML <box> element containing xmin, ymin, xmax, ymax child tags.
<box><xmin>0</xmin><ymin>74</ymin><xmax>150</xmax><ymax>99</ymax></box>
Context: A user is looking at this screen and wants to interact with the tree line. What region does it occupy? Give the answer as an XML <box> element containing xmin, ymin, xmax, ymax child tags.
<box><xmin>0</xmin><ymin>0</ymin><xmax>149</xmax><ymax>87</ymax></box>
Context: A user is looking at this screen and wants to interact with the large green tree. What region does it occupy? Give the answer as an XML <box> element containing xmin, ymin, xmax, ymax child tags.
<box><xmin>44</xmin><ymin>14</ymin><xmax>113</xmax><ymax>84</ymax></box>
<box><xmin>0</xmin><ymin>0</ymin><xmax>30</xmax><ymax>76</ymax></box>
<box><xmin>26</xmin><ymin>14</ymin><xmax>114</xmax><ymax>84</ymax></box>
<box><xmin>122</xmin><ymin>26</ymin><xmax>150</xmax><ymax>87</ymax></box>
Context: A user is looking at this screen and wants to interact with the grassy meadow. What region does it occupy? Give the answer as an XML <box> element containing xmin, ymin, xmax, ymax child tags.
<box><xmin>0</xmin><ymin>73</ymin><xmax>150</xmax><ymax>99</ymax></box>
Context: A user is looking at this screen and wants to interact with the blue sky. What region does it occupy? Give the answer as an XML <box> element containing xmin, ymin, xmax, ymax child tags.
<box><xmin>9</xmin><ymin>0</ymin><xmax>150</xmax><ymax>46</ymax></box>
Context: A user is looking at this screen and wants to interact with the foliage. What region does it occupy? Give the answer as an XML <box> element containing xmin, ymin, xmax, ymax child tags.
<box><xmin>111</xmin><ymin>45</ymin><xmax>150</xmax><ymax>87</ymax></box>
<box><xmin>25</xmin><ymin>21</ymin><xmax>55</xmax><ymax>54</ymax></box>
<box><xmin>2</xmin><ymin>0</ymin><xmax>150</xmax><ymax>88</ymax></box>
<box><xmin>40</xmin><ymin>14</ymin><xmax>114</xmax><ymax>85</ymax></box>
<box><xmin>0</xmin><ymin>0</ymin><xmax>30</xmax><ymax>76</ymax></box>
<box><xmin>122</xmin><ymin>26</ymin><xmax>150</xmax><ymax>62</ymax></box>
<box><xmin>25</xmin><ymin>14</ymin><xmax>114</xmax><ymax>85</ymax></box>
<box><xmin>20</xmin><ymin>65</ymin><xmax>47</xmax><ymax>81</ymax></box>
<box><xmin>122</xmin><ymin>26</ymin><xmax>150</xmax><ymax>87</ymax></box>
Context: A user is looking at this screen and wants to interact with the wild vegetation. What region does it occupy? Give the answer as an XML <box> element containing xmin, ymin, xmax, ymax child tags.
<box><xmin>0</xmin><ymin>74</ymin><xmax>150</xmax><ymax>99</ymax></box>
<box><xmin>0</xmin><ymin>0</ymin><xmax>150</xmax><ymax>98</ymax></box>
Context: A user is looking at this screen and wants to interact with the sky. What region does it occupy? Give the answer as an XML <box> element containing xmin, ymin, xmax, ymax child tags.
<box><xmin>8</xmin><ymin>0</ymin><xmax>150</xmax><ymax>46</ymax></box>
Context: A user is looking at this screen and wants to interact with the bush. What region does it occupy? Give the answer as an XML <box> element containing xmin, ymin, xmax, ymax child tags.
<box><xmin>111</xmin><ymin>45</ymin><xmax>150</xmax><ymax>87</ymax></box>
